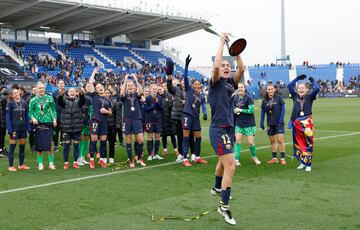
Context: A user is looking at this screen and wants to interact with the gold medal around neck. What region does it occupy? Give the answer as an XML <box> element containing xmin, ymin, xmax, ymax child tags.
<box><xmin>300</xmin><ymin>111</ymin><xmax>304</xmax><ymax>116</ymax></box>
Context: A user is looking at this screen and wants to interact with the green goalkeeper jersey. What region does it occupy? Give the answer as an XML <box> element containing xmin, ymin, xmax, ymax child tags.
<box><xmin>29</xmin><ymin>94</ymin><xmax>57</xmax><ymax>123</ymax></box>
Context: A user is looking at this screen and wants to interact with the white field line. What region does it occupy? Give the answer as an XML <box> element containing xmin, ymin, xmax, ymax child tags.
<box><xmin>0</xmin><ymin>132</ymin><xmax>359</xmax><ymax>195</ymax></box>
<box><xmin>201</xmin><ymin>126</ymin><xmax>358</xmax><ymax>133</ymax></box>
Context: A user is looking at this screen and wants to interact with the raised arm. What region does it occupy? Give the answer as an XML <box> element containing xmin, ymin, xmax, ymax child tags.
<box><xmin>184</xmin><ymin>55</ymin><xmax>192</xmax><ymax>92</ymax></box>
<box><xmin>287</xmin><ymin>74</ymin><xmax>306</xmax><ymax>97</ymax></box>
<box><xmin>120</xmin><ymin>79</ymin><xmax>127</xmax><ymax>97</ymax></box>
<box><xmin>88</xmin><ymin>67</ymin><xmax>98</xmax><ymax>93</ymax></box>
<box><xmin>212</xmin><ymin>32</ymin><xmax>230</xmax><ymax>85</ymax></box>
<box><xmin>233</xmin><ymin>55</ymin><xmax>245</xmax><ymax>86</ymax></box>
<box><xmin>133</xmin><ymin>74</ymin><xmax>143</xmax><ymax>95</ymax></box>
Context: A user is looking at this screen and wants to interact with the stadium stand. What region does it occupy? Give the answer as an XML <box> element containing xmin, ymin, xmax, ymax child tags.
<box><xmin>248</xmin><ymin>65</ymin><xmax>290</xmax><ymax>85</ymax></box>
<box><xmin>343</xmin><ymin>63</ymin><xmax>360</xmax><ymax>85</ymax></box>
<box><xmin>295</xmin><ymin>64</ymin><xmax>337</xmax><ymax>81</ymax></box>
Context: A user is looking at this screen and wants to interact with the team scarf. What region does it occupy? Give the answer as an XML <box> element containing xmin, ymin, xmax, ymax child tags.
<box><xmin>292</xmin><ymin>116</ymin><xmax>314</xmax><ymax>166</ymax></box>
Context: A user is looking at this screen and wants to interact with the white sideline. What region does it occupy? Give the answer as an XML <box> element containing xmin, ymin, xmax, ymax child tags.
<box><xmin>0</xmin><ymin>132</ymin><xmax>359</xmax><ymax>195</ymax></box>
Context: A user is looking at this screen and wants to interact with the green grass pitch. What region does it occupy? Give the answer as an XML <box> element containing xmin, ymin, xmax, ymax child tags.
<box><xmin>0</xmin><ymin>98</ymin><xmax>359</xmax><ymax>229</ymax></box>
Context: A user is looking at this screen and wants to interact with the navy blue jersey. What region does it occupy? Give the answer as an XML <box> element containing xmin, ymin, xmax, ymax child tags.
<box><xmin>90</xmin><ymin>93</ymin><xmax>111</xmax><ymax>122</ymax></box>
<box><xmin>288</xmin><ymin>79</ymin><xmax>320</xmax><ymax>121</ymax></box>
<box><xmin>121</xmin><ymin>93</ymin><xmax>142</xmax><ymax>120</ymax></box>
<box><xmin>5</xmin><ymin>100</ymin><xmax>28</xmax><ymax>133</ymax></box>
<box><xmin>261</xmin><ymin>94</ymin><xmax>285</xmax><ymax>126</ymax></box>
<box><xmin>233</xmin><ymin>93</ymin><xmax>256</xmax><ymax>127</ymax></box>
<box><xmin>144</xmin><ymin>95</ymin><xmax>163</xmax><ymax>123</ymax></box>
<box><xmin>208</xmin><ymin>78</ymin><xmax>237</xmax><ymax>127</ymax></box>
<box><xmin>183</xmin><ymin>88</ymin><xmax>205</xmax><ymax>119</ymax></box>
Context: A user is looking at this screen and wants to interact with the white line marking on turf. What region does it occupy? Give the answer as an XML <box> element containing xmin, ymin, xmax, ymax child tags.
<box><xmin>0</xmin><ymin>132</ymin><xmax>359</xmax><ymax>195</ymax></box>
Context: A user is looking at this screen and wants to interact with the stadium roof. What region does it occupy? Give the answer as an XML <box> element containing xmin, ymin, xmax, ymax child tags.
<box><xmin>0</xmin><ymin>0</ymin><xmax>211</xmax><ymax>41</ymax></box>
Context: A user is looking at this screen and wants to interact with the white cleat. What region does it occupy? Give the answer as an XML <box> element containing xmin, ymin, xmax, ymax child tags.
<box><xmin>297</xmin><ymin>163</ymin><xmax>306</xmax><ymax>170</ymax></box>
<box><xmin>305</xmin><ymin>166</ymin><xmax>312</xmax><ymax>172</ymax></box>
<box><xmin>252</xmin><ymin>157</ymin><xmax>261</xmax><ymax>165</ymax></box>
<box><xmin>147</xmin><ymin>155</ymin><xmax>153</xmax><ymax>161</ymax></box>
<box><xmin>38</xmin><ymin>163</ymin><xmax>44</xmax><ymax>171</ymax></box>
<box><xmin>175</xmin><ymin>155</ymin><xmax>184</xmax><ymax>162</ymax></box>
<box><xmin>218</xmin><ymin>205</ymin><xmax>236</xmax><ymax>225</ymax></box>
<box><xmin>191</xmin><ymin>154</ymin><xmax>196</xmax><ymax>162</ymax></box>
<box><xmin>235</xmin><ymin>160</ymin><xmax>241</xmax><ymax>167</ymax></box>
<box><xmin>108</xmin><ymin>158</ymin><xmax>115</xmax><ymax>164</ymax></box>
<box><xmin>153</xmin><ymin>155</ymin><xmax>164</xmax><ymax>160</ymax></box>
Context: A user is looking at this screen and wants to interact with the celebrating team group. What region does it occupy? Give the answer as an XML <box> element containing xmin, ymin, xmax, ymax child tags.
<box><xmin>4</xmin><ymin>32</ymin><xmax>319</xmax><ymax>225</ymax></box>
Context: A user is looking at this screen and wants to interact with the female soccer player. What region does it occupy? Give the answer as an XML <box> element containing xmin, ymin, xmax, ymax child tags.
<box><xmin>260</xmin><ymin>84</ymin><xmax>286</xmax><ymax>165</ymax></box>
<box><xmin>6</xmin><ymin>88</ymin><xmax>30</xmax><ymax>171</ymax></box>
<box><xmin>120</xmin><ymin>74</ymin><xmax>145</xmax><ymax>168</ymax></box>
<box><xmin>144</xmin><ymin>83</ymin><xmax>164</xmax><ymax>161</ymax></box>
<box><xmin>233</xmin><ymin>83</ymin><xmax>261</xmax><ymax>166</ymax></box>
<box><xmin>29</xmin><ymin>82</ymin><xmax>57</xmax><ymax>170</ymax></box>
<box><xmin>181</xmin><ymin>55</ymin><xmax>207</xmax><ymax>167</ymax></box>
<box><xmin>209</xmin><ymin>32</ymin><xmax>245</xmax><ymax>225</ymax></box>
<box><xmin>78</xmin><ymin>83</ymin><xmax>92</xmax><ymax>166</ymax></box>
<box><xmin>58</xmin><ymin>87</ymin><xmax>85</xmax><ymax>169</ymax></box>
<box><xmin>288</xmin><ymin>74</ymin><xmax>319</xmax><ymax>172</ymax></box>
<box><xmin>88</xmin><ymin>68</ymin><xmax>112</xmax><ymax>169</ymax></box>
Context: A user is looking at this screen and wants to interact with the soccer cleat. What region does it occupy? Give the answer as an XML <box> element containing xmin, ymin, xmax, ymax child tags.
<box><xmin>252</xmin><ymin>157</ymin><xmax>261</xmax><ymax>165</ymax></box>
<box><xmin>183</xmin><ymin>159</ymin><xmax>192</xmax><ymax>167</ymax></box>
<box><xmin>162</xmin><ymin>149</ymin><xmax>168</xmax><ymax>156</ymax></box>
<box><xmin>99</xmin><ymin>160</ymin><xmax>107</xmax><ymax>168</ymax></box>
<box><xmin>267</xmin><ymin>158</ymin><xmax>279</xmax><ymax>164</ymax></box>
<box><xmin>191</xmin><ymin>154</ymin><xmax>196</xmax><ymax>162</ymax></box>
<box><xmin>305</xmin><ymin>166</ymin><xmax>311</xmax><ymax>172</ymax></box>
<box><xmin>77</xmin><ymin>158</ymin><xmax>85</xmax><ymax>166</ymax></box>
<box><xmin>18</xmin><ymin>164</ymin><xmax>30</xmax><ymax>170</ymax></box>
<box><xmin>147</xmin><ymin>155</ymin><xmax>153</xmax><ymax>161</ymax></box>
<box><xmin>63</xmin><ymin>162</ymin><xmax>69</xmax><ymax>170</ymax></box>
<box><xmin>38</xmin><ymin>163</ymin><xmax>44</xmax><ymax>171</ymax></box>
<box><xmin>235</xmin><ymin>160</ymin><xmax>241</xmax><ymax>167</ymax></box>
<box><xmin>73</xmin><ymin>162</ymin><xmax>79</xmax><ymax>169</ymax></box>
<box><xmin>129</xmin><ymin>161</ymin><xmax>135</xmax><ymax>168</ymax></box>
<box><xmin>49</xmin><ymin>164</ymin><xmax>56</xmax><ymax>170</ymax></box>
<box><xmin>297</xmin><ymin>163</ymin><xmax>306</xmax><ymax>170</ymax></box>
<box><xmin>218</xmin><ymin>205</ymin><xmax>236</xmax><ymax>225</ymax></box>
<box><xmin>137</xmin><ymin>159</ymin><xmax>146</xmax><ymax>167</ymax></box>
<box><xmin>153</xmin><ymin>155</ymin><xmax>164</xmax><ymax>160</ymax></box>
<box><xmin>195</xmin><ymin>158</ymin><xmax>208</xmax><ymax>164</ymax></box>
<box><xmin>81</xmin><ymin>158</ymin><xmax>89</xmax><ymax>165</ymax></box>
<box><xmin>108</xmin><ymin>158</ymin><xmax>115</xmax><ymax>164</ymax></box>
<box><xmin>89</xmin><ymin>160</ymin><xmax>95</xmax><ymax>169</ymax></box>
<box><xmin>211</xmin><ymin>187</ymin><xmax>221</xmax><ymax>196</ymax></box>
<box><xmin>175</xmin><ymin>155</ymin><xmax>184</xmax><ymax>162</ymax></box>
<box><xmin>54</xmin><ymin>146</ymin><xmax>59</xmax><ymax>152</ymax></box>
<box><xmin>280</xmin><ymin>159</ymin><xmax>287</xmax><ymax>166</ymax></box>
<box><xmin>8</xmin><ymin>166</ymin><xmax>17</xmax><ymax>172</ymax></box>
